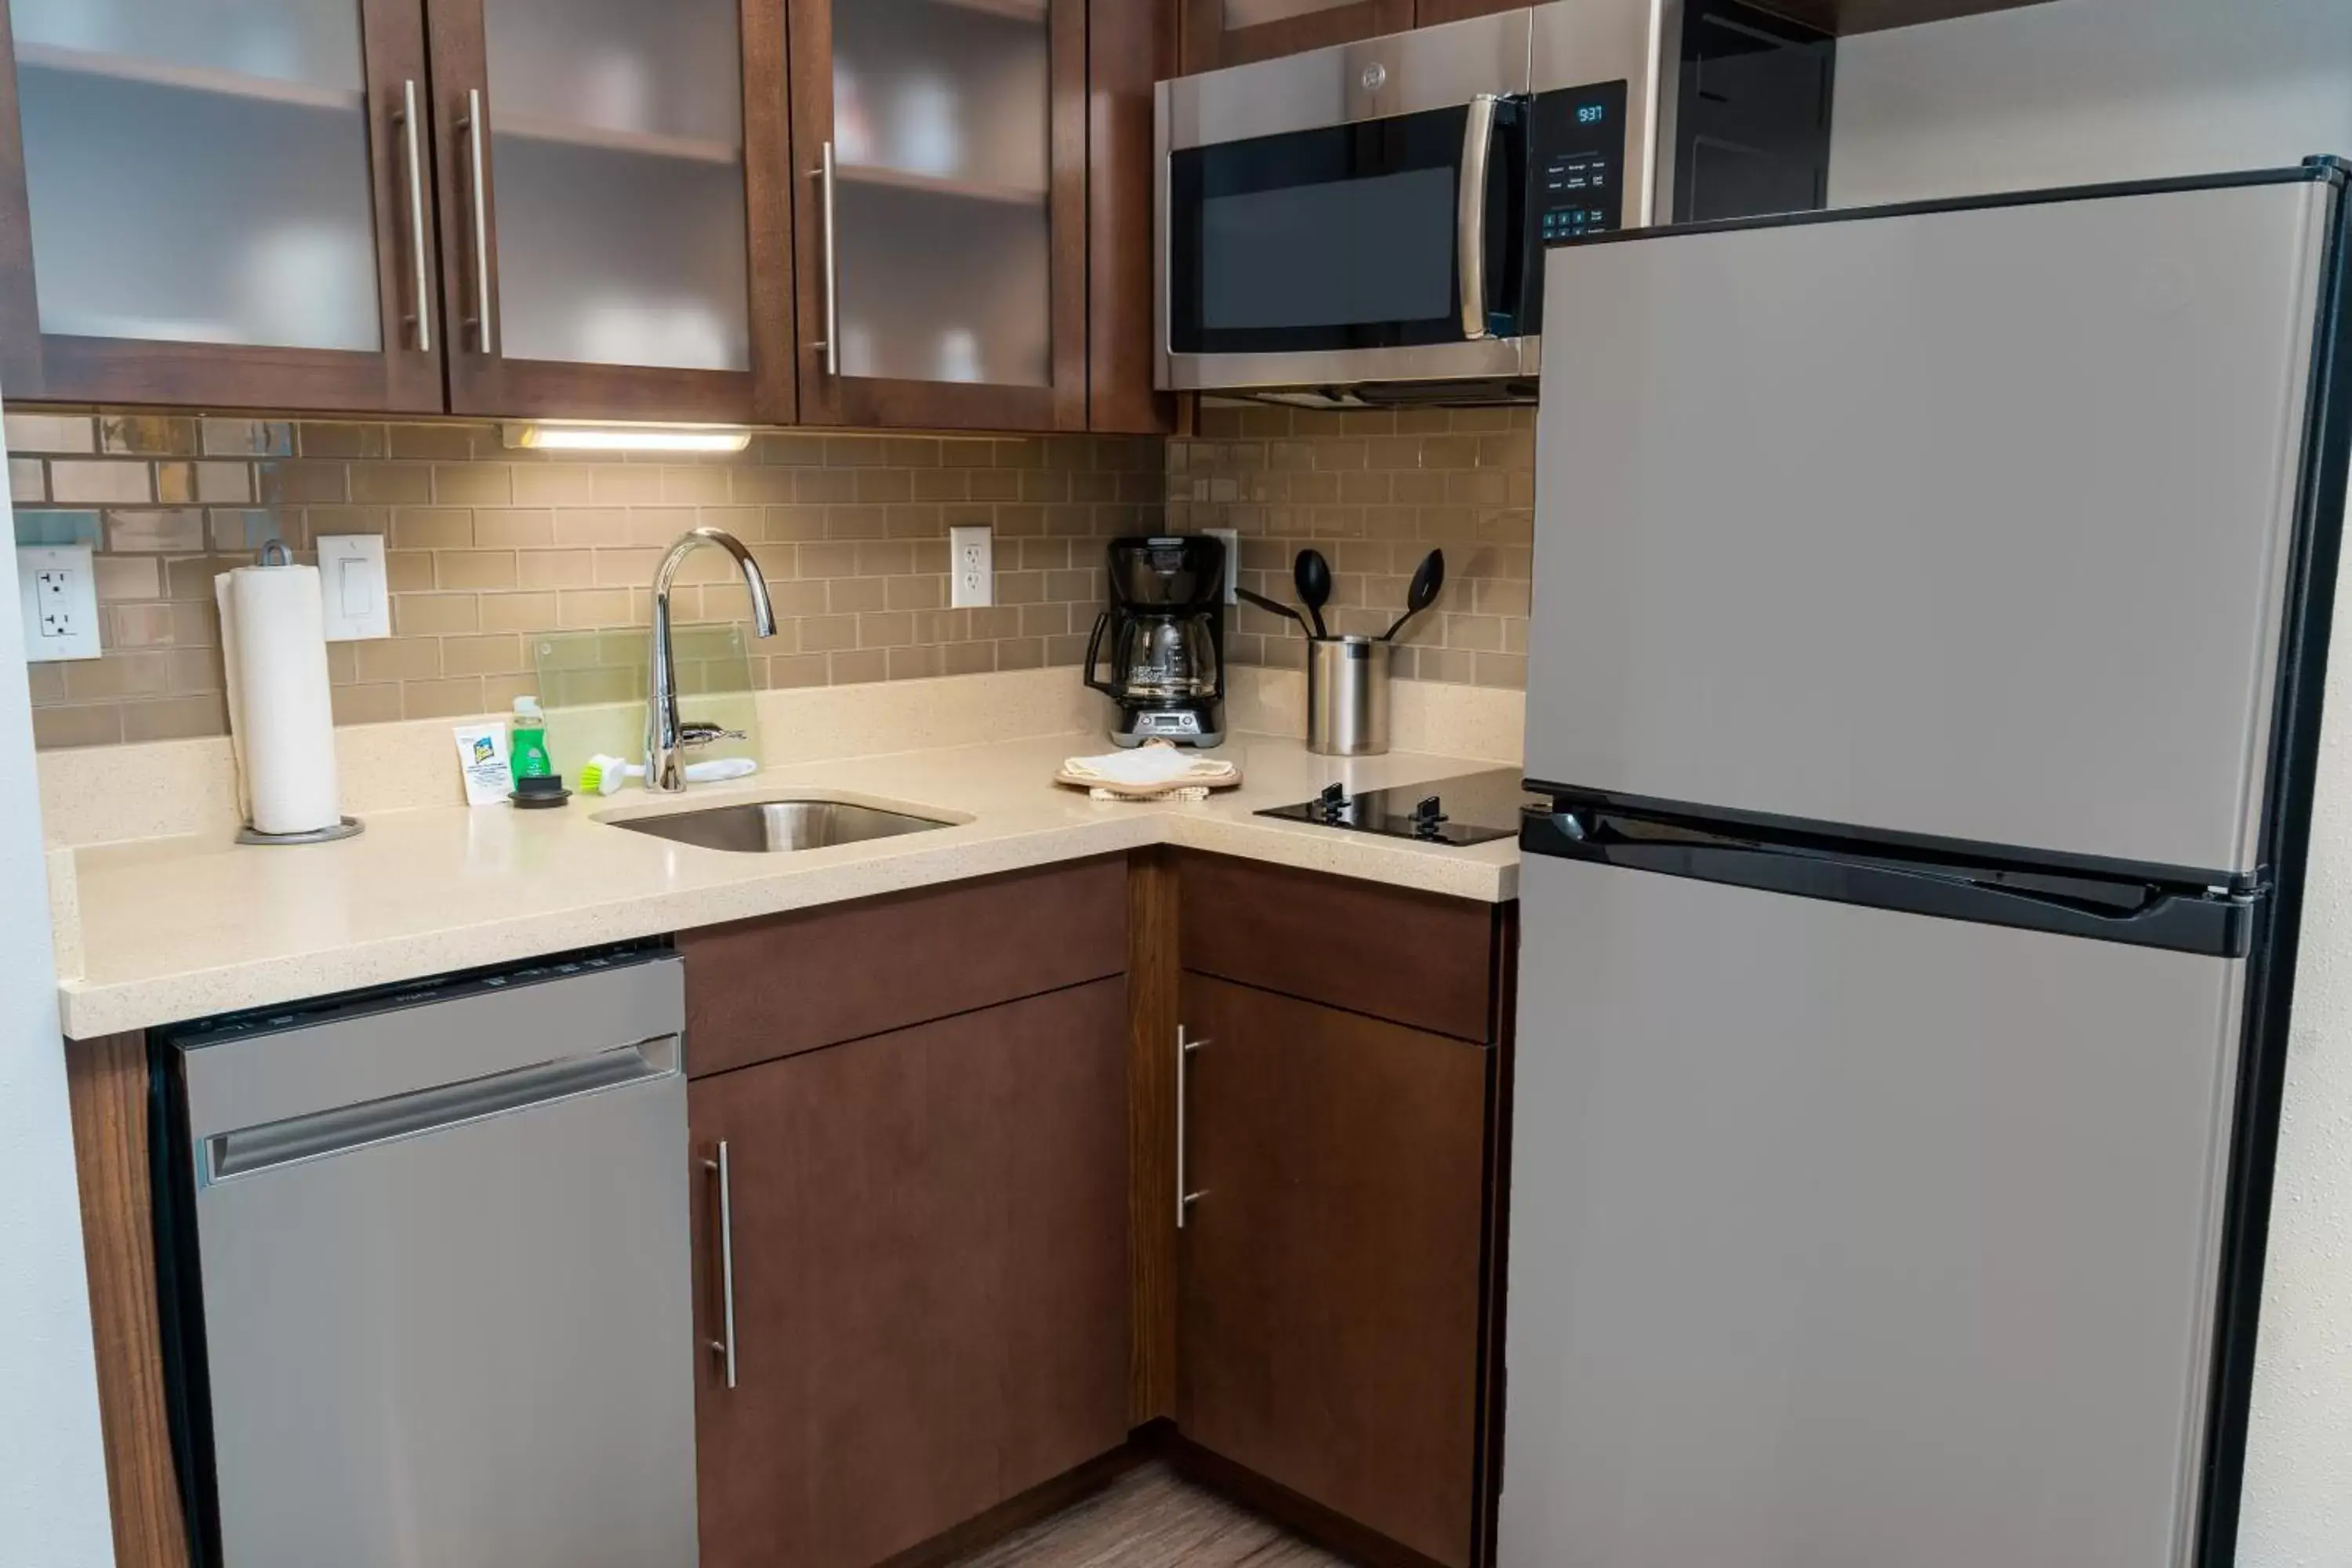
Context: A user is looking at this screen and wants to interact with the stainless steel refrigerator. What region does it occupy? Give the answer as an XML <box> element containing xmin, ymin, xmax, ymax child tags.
<box><xmin>1502</xmin><ymin>162</ymin><xmax>2352</xmax><ymax>1568</ymax></box>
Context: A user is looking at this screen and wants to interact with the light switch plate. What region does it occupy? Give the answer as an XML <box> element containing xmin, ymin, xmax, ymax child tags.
<box><xmin>1206</xmin><ymin>528</ymin><xmax>1240</xmax><ymax>605</ymax></box>
<box><xmin>17</xmin><ymin>544</ymin><xmax>101</xmax><ymax>662</ymax></box>
<box><xmin>316</xmin><ymin>535</ymin><xmax>390</xmax><ymax>641</ymax></box>
<box><xmin>949</xmin><ymin>524</ymin><xmax>993</xmax><ymax>608</ymax></box>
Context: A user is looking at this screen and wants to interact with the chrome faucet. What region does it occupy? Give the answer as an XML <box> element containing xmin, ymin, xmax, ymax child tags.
<box><xmin>646</xmin><ymin>528</ymin><xmax>778</xmax><ymax>793</ymax></box>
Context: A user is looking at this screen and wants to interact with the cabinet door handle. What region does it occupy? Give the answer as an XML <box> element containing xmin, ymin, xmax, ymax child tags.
<box><xmin>458</xmin><ymin>87</ymin><xmax>495</xmax><ymax>354</ymax></box>
<box><xmin>1176</xmin><ymin>1027</ymin><xmax>1207</xmax><ymax>1229</ymax></box>
<box><xmin>397</xmin><ymin>79</ymin><xmax>430</xmax><ymax>354</ymax></box>
<box><xmin>703</xmin><ymin>1142</ymin><xmax>739</xmax><ymax>1390</ymax></box>
<box><xmin>811</xmin><ymin>140</ymin><xmax>839</xmax><ymax>375</ymax></box>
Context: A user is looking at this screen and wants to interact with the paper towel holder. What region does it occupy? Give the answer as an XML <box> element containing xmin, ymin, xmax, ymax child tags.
<box><xmin>230</xmin><ymin>538</ymin><xmax>365</xmax><ymax>847</ymax></box>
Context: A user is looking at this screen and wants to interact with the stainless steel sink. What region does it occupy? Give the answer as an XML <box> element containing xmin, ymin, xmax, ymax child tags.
<box><xmin>602</xmin><ymin>799</ymin><xmax>953</xmax><ymax>853</ymax></box>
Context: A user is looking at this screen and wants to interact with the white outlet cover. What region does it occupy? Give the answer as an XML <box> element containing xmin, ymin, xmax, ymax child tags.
<box><xmin>1206</xmin><ymin>528</ymin><xmax>1240</xmax><ymax>605</ymax></box>
<box><xmin>316</xmin><ymin>534</ymin><xmax>391</xmax><ymax>641</ymax></box>
<box><xmin>17</xmin><ymin>543</ymin><xmax>101</xmax><ymax>662</ymax></box>
<box><xmin>949</xmin><ymin>524</ymin><xmax>993</xmax><ymax>609</ymax></box>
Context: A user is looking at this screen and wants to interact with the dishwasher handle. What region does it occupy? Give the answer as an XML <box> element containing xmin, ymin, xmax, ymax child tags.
<box><xmin>204</xmin><ymin>1036</ymin><xmax>679</xmax><ymax>1183</ymax></box>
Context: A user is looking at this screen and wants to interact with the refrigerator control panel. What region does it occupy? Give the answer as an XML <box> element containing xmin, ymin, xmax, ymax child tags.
<box><xmin>1531</xmin><ymin>79</ymin><xmax>1628</xmax><ymax>244</ymax></box>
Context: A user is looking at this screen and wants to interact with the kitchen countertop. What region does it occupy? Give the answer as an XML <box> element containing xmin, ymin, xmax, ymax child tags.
<box><xmin>58</xmin><ymin>731</ymin><xmax>1523</xmax><ymax>1039</ymax></box>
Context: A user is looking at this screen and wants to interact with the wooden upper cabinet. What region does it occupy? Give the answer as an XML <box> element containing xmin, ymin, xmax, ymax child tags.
<box><xmin>423</xmin><ymin>0</ymin><xmax>793</xmax><ymax>423</ymax></box>
<box><xmin>1086</xmin><ymin>0</ymin><xmax>1176</xmax><ymax>435</ymax></box>
<box><xmin>786</xmin><ymin>0</ymin><xmax>1087</xmax><ymax>432</ymax></box>
<box><xmin>1413</xmin><ymin>0</ymin><xmax>1528</xmax><ymax>24</ymax></box>
<box><xmin>1180</xmin><ymin>0</ymin><xmax>1411</xmax><ymax>74</ymax></box>
<box><xmin>0</xmin><ymin>0</ymin><xmax>445</xmax><ymax>411</ymax></box>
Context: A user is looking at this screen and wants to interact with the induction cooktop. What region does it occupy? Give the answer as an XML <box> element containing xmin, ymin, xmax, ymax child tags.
<box><xmin>1257</xmin><ymin>769</ymin><xmax>1539</xmax><ymax>848</ymax></box>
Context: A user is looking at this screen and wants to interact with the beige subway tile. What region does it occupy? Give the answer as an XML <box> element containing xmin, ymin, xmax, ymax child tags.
<box><xmin>660</xmin><ymin>465</ymin><xmax>731</xmax><ymax>505</ymax></box>
<box><xmin>629</xmin><ymin>506</ymin><xmax>699</xmax><ymax>547</ymax></box>
<box><xmin>106</xmin><ymin>602</ymin><xmax>175</xmax><ymax>648</ymax></box>
<box><xmin>383</xmin><ymin>550</ymin><xmax>434</xmax><ymax>593</ymax></box>
<box><xmin>169</xmin><ymin>600</ymin><xmax>220</xmax><ymax>645</ymax></box>
<box><xmin>590</xmin><ymin>465</ymin><xmax>666</xmax><ymax>504</ymax></box>
<box><xmin>100</xmin><ymin>415</ymin><xmax>196</xmax><ymax>456</ymax></box>
<box><xmin>32</xmin><ymin>703</ymin><xmax>124</xmax><ymax>749</ymax></box>
<box><xmin>8</xmin><ymin>456</ymin><xmax>43</xmax><ymax>502</ymax></box>
<box><xmin>478</xmin><ymin>591</ymin><xmax>561</xmax><ymax>632</ymax></box>
<box><xmin>543</xmin><ymin>507</ymin><xmax>627</xmax><ymax>547</ymax></box>
<box><xmin>511</xmin><ymin>463</ymin><xmax>597</xmax><ymax>506</ymax></box>
<box><xmin>993</xmin><ymin>637</ymin><xmax>1044</xmax><ymax>671</ymax></box>
<box><xmin>93</xmin><ymin>554</ymin><xmax>162</xmax><ymax>601</ymax></box>
<box><xmin>471</xmin><ymin>509</ymin><xmax>555</xmax><ymax>548</ymax></box>
<box><xmin>257</xmin><ymin>461</ymin><xmax>349</xmax><ymax>505</ymax></box>
<box><xmin>940</xmin><ymin>641</ymin><xmax>994</xmax><ymax>677</ymax></box>
<box><xmin>350</xmin><ymin>463</ymin><xmax>434</xmax><ymax>505</ymax></box>
<box><xmin>482</xmin><ymin>673</ymin><xmax>537</xmax><ymax>713</ymax></box>
<box><xmin>122</xmin><ymin>694</ymin><xmax>230</xmax><ymax>742</ymax></box>
<box><xmin>437</xmin><ymin>550</ymin><xmax>517</xmax><ymax>590</ymax></box>
<box><xmin>355</xmin><ymin>637</ymin><xmax>444</xmax><ymax>683</ymax></box>
<box><xmin>825</xmin><ymin>505</ymin><xmax>888</xmax><ymax>541</ymax></box>
<box><xmin>590</xmin><ymin>547</ymin><xmax>662</xmax><ymax>586</ymax></box>
<box><xmin>829</xmin><ymin>648</ymin><xmax>888</xmax><ymax>684</ymax></box>
<box><xmin>766</xmin><ymin>652</ymin><xmax>829</xmax><ymax>688</ymax></box>
<box><xmin>154</xmin><ymin>462</ymin><xmax>196</xmax><ymax>503</ymax></box>
<box><xmin>1042</xmin><ymin>633</ymin><xmax>1090</xmax><ymax>666</ymax></box>
<box><xmin>856</xmin><ymin>612</ymin><xmax>913</xmax><ymax>649</ymax></box>
<box><xmin>800</xmin><ymin>542</ymin><xmax>858</xmax><ymax>579</ymax></box>
<box><xmin>434</xmin><ymin>463</ymin><xmax>513</xmax><ymax>506</ymax></box>
<box><xmin>394</xmin><ymin>593</ymin><xmax>481</xmax><ymax>636</ymax></box>
<box><xmin>827</xmin><ymin>576</ymin><xmax>887</xmax><ymax>615</ymax></box>
<box><xmin>390</xmin><ymin>508</ymin><xmax>473</xmax><ymax>550</ymax></box>
<box><xmin>106</xmin><ymin>507</ymin><xmax>205</xmax><ymax>553</ymax></box>
<box><xmin>853</xmin><ymin>541</ymin><xmax>913</xmax><ymax>577</ymax></box>
<box><xmin>797</xmin><ymin>614</ymin><xmax>857</xmax><ymax>652</ymax></box>
<box><xmin>884</xmin><ymin>575</ymin><xmax>943</xmax><ymax>612</ymax></box>
<box><xmin>50</xmin><ymin>460</ymin><xmax>151</xmax><ymax>505</ymax></box>
<box><xmin>763</xmin><ymin>505</ymin><xmax>826</xmax><ymax>543</ymax></box>
<box><xmin>7</xmin><ymin>412</ymin><xmax>94</xmax><ymax>454</ymax></box>
<box><xmin>441</xmin><ymin>633</ymin><xmax>527</xmax><ymax>677</ymax></box>
<box><xmin>403</xmin><ymin>677</ymin><xmax>488</xmax><ymax>720</ymax></box>
<box><xmin>795</xmin><ymin>467</ymin><xmax>857</xmax><ymax>505</ymax></box>
<box><xmin>970</xmin><ymin>605</ymin><xmax>1022</xmax><ymax>640</ymax></box>
<box><xmin>1472</xmin><ymin>652</ymin><xmax>1526</xmax><ymax>688</ymax></box>
<box><xmin>331</xmin><ymin>684</ymin><xmax>405</xmax><ymax>726</ymax></box>
<box><xmin>765</xmin><ymin>579</ymin><xmax>829</xmax><ymax>618</ymax></box>
<box><xmin>64</xmin><ymin>652</ymin><xmax>170</xmax><ymax>701</ymax></box>
<box><xmin>729</xmin><ymin>466</ymin><xmax>794</xmax><ymax>504</ymax></box>
<box><xmin>387</xmin><ymin>423</ymin><xmax>480</xmax><ymax>461</ymax></box>
<box><xmin>296</xmin><ymin>422</ymin><xmax>387</xmax><ymax>459</ymax></box>
<box><xmin>996</xmin><ymin>571</ymin><xmax>1044</xmax><ymax>606</ymax></box>
<box><xmin>202</xmin><ymin>419</ymin><xmax>295</xmax><ymax>457</ymax></box>
<box><xmin>887</xmin><ymin>644</ymin><xmax>944</xmax><ymax>681</ymax></box>
<box><xmin>165</xmin><ymin>646</ymin><xmax>224</xmax><ymax>693</ymax></box>
<box><xmin>1019</xmin><ymin>604</ymin><xmax>1069</xmax><ymax>639</ymax></box>
<box><xmin>559</xmin><ymin>588</ymin><xmax>634</xmax><ymax>627</ymax></box>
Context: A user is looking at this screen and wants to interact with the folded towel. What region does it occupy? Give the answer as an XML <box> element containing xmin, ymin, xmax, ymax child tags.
<box><xmin>1062</xmin><ymin>746</ymin><xmax>1237</xmax><ymax>787</ymax></box>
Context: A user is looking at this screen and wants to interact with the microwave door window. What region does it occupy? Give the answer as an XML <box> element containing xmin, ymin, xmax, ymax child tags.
<box><xmin>1170</xmin><ymin>103</ymin><xmax>1500</xmax><ymax>357</ymax></box>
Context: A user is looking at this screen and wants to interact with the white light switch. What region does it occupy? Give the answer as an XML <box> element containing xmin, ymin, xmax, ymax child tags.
<box><xmin>316</xmin><ymin>535</ymin><xmax>390</xmax><ymax>641</ymax></box>
<box><xmin>17</xmin><ymin>545</ymin><xmax>101</xmax><ymax>662</ymax></box>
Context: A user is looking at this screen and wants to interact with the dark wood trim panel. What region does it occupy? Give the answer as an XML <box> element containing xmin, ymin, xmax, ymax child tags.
<box><xmin>1127</xmin><ymin>847</ymin><xmax>1181</xmax><ymax>1425</ymax></box>
<box><xmin>1472</xmin><ymin>901</ymin><xmax>1517</xmax><ymax>1568</ymax></box>
<box><xmin>875</xmin><ymin>1444</ymin><xmax>1145</xmax><ymax>1568</ymax></box>
<box><xmin>1087</xmin><ymin>0</ymin><xmax>1178</xmax><ymax>434</ymax></box>
<box><xmin>65</xmin><ymin>1033</ymin><xmax>192</xmax><ymax>1568</ymax></box>
<box><xmin>787</xmin><ymin>0</ymin><xmax>1088</xmax><ymax>432</ymax></box>
<box><xmin>1178</xmin><ymin>853</ymin><xmax>1497</xmax><ymax>1043</ymax></box>
<box><xmin>1165</xmin><ymin>1434</ymin><xmax>1454</xmax><ymax>1568</ymax></box>
<box><xmin>679</xmin><ymin>856</ymin><xmax>1129</xmax><ymax>1078</ymax></box>
<box><xmin>1180</xmin><ymin>0</ymin><xmax>1413</xmax><ymax>74</ymax></box>
<box><xmin>0</xmin><ymin>0</ymin><xmax>445</xmax><ymax>412</ymax></box>
<box><xmin>426</xmin><ymin>0</ymin><xmax>788</xmax><ymax>423</ymax></box>
<box><xmin>1413</xmin><ymin>0</ymin><xmax>1527</xmax><ymax>24</ymax></box>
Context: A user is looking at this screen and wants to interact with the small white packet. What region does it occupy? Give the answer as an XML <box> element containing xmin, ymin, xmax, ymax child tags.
<box><xmin>453</xmin><ymin>721</ymin><xmax>512</xmax><ymax>806</ymax></box>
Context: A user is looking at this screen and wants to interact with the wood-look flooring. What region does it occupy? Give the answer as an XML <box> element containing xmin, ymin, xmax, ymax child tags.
<box><xmin>946</xmin><ymin>1463</ymin><xmax>1356</xmax><ymax>1567</ymax></box>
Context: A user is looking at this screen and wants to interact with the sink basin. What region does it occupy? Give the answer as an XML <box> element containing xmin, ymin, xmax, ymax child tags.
<box><xmin>601</xmin><ymin>798</ymin><xmax>953</xmax><ymax>854</ymax></box>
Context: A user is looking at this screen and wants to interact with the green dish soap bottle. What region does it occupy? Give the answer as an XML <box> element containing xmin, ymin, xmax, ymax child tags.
<box><xmin>510</xmin><ymin>695</ymin><xmax>553</xmax><ymax>786</ymax></box>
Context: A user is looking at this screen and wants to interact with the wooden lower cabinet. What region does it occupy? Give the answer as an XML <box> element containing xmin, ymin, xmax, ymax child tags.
<box><xmin>1176</xmin><ymin>972</ymin><xmax>1491</xmax><ymax>1568</ymax></box>
<box><xmin>690</xmin><ymin>978</ymin><xmax>1132</xmax><ymax>1568</ymax></box>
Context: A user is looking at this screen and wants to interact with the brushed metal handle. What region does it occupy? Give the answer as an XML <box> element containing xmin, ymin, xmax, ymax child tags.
<box><xmin>811</xmin><ymin>140</ymin><xmax>839</xmax><ymax>375</ymax></box>
<box><xmin>459</xmin><ymin>87</ymin><xmax>495</xmax><ymax>354</ymax></box>
<box><xmin>397</xmin><ymin>79</ymin><xmax>430</xmax><ymax>354</ymax></box>
<box><xmin>705</xmin><ymin>1142</ymin><xmax>739</xmax><ymax>1390</ymax></box>
<box><xmin>1457</xmin><ymin>93</ymin><xmax>1498</xmax><ymax>343</ymax></box>
<box><xmin>1176</xmin><ymin>1028</ymin><xmax>1206</xmax><ymax>1229</ymax></box>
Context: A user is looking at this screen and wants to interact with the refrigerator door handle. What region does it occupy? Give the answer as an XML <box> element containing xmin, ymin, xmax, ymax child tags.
<box><xmin>1522</xmin><ymin>810</ymin><xmax>2254</xmax><ymax>958</ymax></box>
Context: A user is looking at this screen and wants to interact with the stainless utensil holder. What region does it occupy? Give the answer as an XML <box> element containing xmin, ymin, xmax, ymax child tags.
<box><xmin>1307</xmin><ymin>636</ymin><xmax>1392</xmax><ymax>756</ymax></box>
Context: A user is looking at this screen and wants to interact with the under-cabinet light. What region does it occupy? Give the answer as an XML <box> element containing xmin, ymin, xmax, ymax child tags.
<box><xmin>501</xmin><ymin>423</ymin><xmax>753</xmax><ymax>454</ymax></box>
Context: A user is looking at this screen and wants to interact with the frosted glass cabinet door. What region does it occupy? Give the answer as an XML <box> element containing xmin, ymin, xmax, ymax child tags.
<box><xmin>0</xmin><ymin>0</ymin><xmax>444</xmax><ymax>410</ymax></box>
<box><xmin>426</xmin><ymin>0</ymin><xmax>793</xmax><ymax>423</ymax></box>
<box><xmin>788</xmin><ymin>0</ymin><xmax>1085</xmax><ymax>431</ymax></box>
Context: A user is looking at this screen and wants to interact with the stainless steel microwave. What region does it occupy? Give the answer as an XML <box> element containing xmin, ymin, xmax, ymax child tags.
<box><xmin>1156</xmin><ymin>2</ymin><xmax>1671</xmax><ymax>406</ymax></box>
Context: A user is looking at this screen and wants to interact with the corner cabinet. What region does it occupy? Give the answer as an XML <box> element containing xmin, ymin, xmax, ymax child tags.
<box><xmin>423</xmin><ymin>0</ymin><xmax>796</xmax><ymax>423</ymax></box>
<box><xmin>786</xmin><ymin>0</ymin><xmax>1088</xmax><ymax>432</ymax></box>
<box><xmin>0</xmin><ymin>0</ymin><xmax>445</xmax><ymax>411</ymax></box>
<box><xmin>1179</xmin><ymin>0</ymin><xmax>1411</xmax><ymax>74</ymax></box>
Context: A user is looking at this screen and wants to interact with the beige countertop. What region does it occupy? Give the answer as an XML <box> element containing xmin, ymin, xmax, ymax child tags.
<box><xmin>58</xmin><ymin>730</ymin><xmax>1523</xmax><ymax>1040</ymax></box>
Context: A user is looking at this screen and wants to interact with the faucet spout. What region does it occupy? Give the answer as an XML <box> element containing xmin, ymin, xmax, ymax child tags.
<box><xmin>646</xmin><ymin>527</ymin><xmax>777</xmax><ymax>793</ymax></box>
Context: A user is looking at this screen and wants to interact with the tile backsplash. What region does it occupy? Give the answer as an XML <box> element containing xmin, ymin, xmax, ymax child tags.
<box><xmin>10</xmin><ymin>412</ymin><xmax>1161</xmax><ymax>749</ymax></box>
<box><xmin>1166</xmin><ymin>405</ymin><xmax>1535</xmax><ymax>690</ymax></box>
<box><xmin>11</xmin><ymin>402</ymin><xmax>1537</xmax><ymax>749</ymax></box>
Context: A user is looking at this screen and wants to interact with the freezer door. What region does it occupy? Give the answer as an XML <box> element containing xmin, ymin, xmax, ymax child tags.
<box><xmin>1499</xmin><ymin>854</ymin><xmax>2246</xmax><ymax>1568</ymax></box>
<box><xmin>1527</xmin><ymin>176</ymin><xmax>2339</xmax><ymax>878</ymax></box>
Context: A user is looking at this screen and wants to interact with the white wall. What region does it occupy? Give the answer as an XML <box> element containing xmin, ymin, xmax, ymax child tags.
<box><xmin>1829</xmin><ymin>5</ymin><xmax>2352</xmax><ymax>1563</ymax></box>
<box><xmin>0</xmin><ymin>454</ymin><xmax>114</xmax><ymax>1559</ymax></box>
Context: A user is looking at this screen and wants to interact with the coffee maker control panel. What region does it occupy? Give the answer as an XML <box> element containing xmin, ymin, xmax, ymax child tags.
<box><xmin>1134</xmin><ymin>710</ymin><xmax>1211</xmax><ymax>740</ymax></box>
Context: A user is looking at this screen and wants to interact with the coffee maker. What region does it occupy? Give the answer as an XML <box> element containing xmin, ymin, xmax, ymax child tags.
<box><xmin>1084</xmin><ymin>535</ymin><xmax>1225</xmax><ymax>747</ymax></box>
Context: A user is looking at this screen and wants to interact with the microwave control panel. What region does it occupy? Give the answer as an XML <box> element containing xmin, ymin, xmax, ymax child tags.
<box><xmin>1531</xmin><ymin>80</ymin><xmax>1630</xmax><ymax>243</ymax></box>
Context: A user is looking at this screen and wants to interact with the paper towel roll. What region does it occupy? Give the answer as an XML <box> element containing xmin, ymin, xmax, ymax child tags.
<box><xmin>216</xmin><ymin>562</ymin><xmax>343</xmax><ymax>837</ymax></box>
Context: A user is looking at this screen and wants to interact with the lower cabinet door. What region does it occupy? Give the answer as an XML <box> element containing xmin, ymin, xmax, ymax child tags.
<box><xmin>690</xmin><ymin>978</ymin><xmax>1131</xmax><ymax>1568</ymax></box>
<box><xmin>1177</xmin><ymin>974</ymin><xmax>1491</xmax><ymax>1568</ymax></box>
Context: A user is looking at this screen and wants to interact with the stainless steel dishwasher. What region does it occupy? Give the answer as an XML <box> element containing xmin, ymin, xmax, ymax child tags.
<box><xmin>154</xmin><ymin>947</ymin><xmax>698</xmax><ymax>1568</ymax></box>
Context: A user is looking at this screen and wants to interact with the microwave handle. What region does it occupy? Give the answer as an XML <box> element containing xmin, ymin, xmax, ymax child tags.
<box><xmin>1457</xmin><ymin>93</ymin><xmax>1500</xmax><ymax>342</ymax></box>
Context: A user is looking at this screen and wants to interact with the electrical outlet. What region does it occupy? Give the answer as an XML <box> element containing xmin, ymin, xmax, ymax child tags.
<box><xmin>17</xmin><ymin>544</ymin><xmax>101</xmax><ymax>662</ymax></box>
<box><xmin>950</xmin><ymin>524</ymin><xmax>993</xmax><ymax>608</ymax></box>
<box><xmin>1206</xmin><ymin>528</ymin><xmax>1240</xmax><ymax>605</ymax></box>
